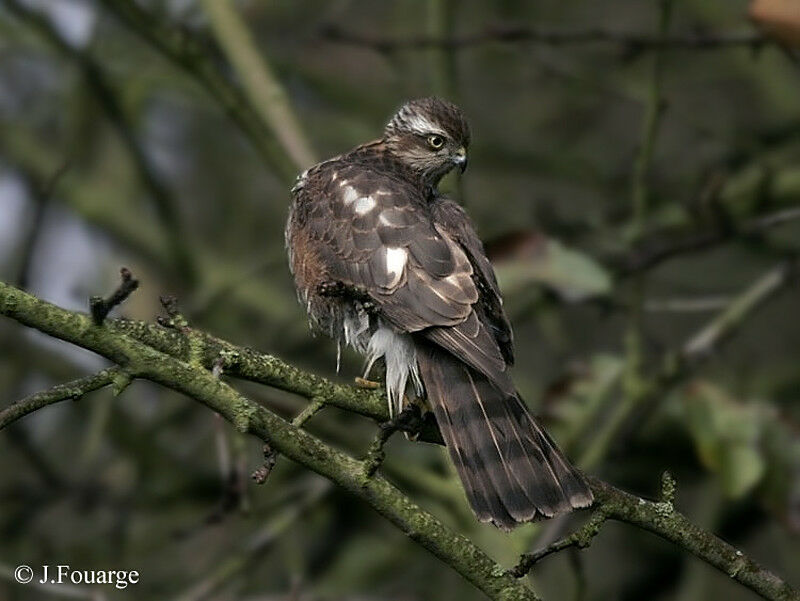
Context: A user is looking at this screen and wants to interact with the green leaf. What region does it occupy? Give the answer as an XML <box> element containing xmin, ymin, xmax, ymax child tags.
<box><xmin>543</xmin><ymin>354</ymin><xmax>625</xmax><ymax>450</ymax></box>
<box><xmin>495</xmin><ymin>239</ymin><xmax>612</xmax><ymax>301</ymax></box>
<box><xmin>682</xmin><ymin>381</ymin><xmax>766</xmax><ymax>499</ymax></box>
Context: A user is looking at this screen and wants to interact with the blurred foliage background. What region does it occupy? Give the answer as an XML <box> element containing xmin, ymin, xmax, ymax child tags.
<box><xmin>0</xmin><ymin>0</ymin><xmax>799</xmax><ymax>600</ymax></box>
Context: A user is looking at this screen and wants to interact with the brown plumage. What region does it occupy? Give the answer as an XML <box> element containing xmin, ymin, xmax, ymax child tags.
<box><xmin>286</xmin><ymin>97</ymin><xmax>592</xmax><ymax>528</ymax></box>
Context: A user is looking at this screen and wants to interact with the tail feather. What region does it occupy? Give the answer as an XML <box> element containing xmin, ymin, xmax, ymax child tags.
<box><xmin>420</xmin><ymin>352</ymin><xmax>515</xmax><ymax>527</ymax></box>
<box><xmin>417</xmin><ymin>344</ymin><xmax>592</xmax><ymax>529</ymax></box>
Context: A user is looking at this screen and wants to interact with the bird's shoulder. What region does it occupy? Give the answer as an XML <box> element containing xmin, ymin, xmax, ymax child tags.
<box><xmin>287</xmin><ymin>145</ymin><xmax>515</xmax><ymax>376</ymax></box>
<box><xmin>293</xmin><ymin>143</ymin><xmax>421</xmax><ymax>203</ymax></box>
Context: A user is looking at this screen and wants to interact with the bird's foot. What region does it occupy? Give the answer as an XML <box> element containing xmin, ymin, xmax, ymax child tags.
<box><xmin>359</xmin><ymin>298</ymin><xmax>378</xmax><ymax>315</ymax></box>
<box><xmin>316</xmin><ymin>280</ymin><xmax>349</xmax><ymax>298</ymax></box>
<box><xmin>392</xmin><ymin>403</ymin><xmax>424</xmax><ymax>438</ymax></box>
<box><xmin>361</xmin><ymin>404</ymin><xmax>423</xmax><ymax>479</ymax></box>
<box><xmin>317</xmin><ymin>281</ymin><xmax>378</xmax><ymax>315</ymax></box>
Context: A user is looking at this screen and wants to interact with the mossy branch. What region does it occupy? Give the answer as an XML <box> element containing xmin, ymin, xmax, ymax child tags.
<box><xmin>0</xmin><ymin>281</ymin><xmax>536</xmax><ymax>601</ymax></box>
<box><xmin>0</xmin><ymin>367</ymin><xmax>122</xmax><ymax>430</ymax></box>
<box><xmin>1</xmin><ymin>281</ymin><xmax>797</xmax><ymax>601</ymax></box>
<box><xmin>590</xmin><ymin>477</ymin><xmax>799</xmax><ymax>601</ymax></box>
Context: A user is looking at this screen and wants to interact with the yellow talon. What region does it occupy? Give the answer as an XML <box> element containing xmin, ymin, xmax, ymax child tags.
<box><xmin>355</xmin><ymin>377</ymin><xmax>380</xmax><ymax>389</ymax></box>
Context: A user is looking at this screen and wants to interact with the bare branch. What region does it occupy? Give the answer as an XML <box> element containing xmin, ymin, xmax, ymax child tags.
<box><xmin>96</xmin><ymin>0</ymin><xmax>299</xmax><ymax>183</ymax></box>
<box><xmin>6</xmin><ymin>0</ymin><xmax>199</xmax><ymax>285</ymax></box>
<box><xmin>90</xmin><ymin>267</ymin><xmax>140</xmax><ymax>325</ymax></box>
<box><xmin>683</xmin><ymin>262</ymin><xmax>795</xmax><ymax>359</ymax></box>
<box><xmin>320</xmin><ymin>23</ymin><xmax>768</xmax><ymax>54</ymax></box>
<box><xmin>200</xmin><ymin>0</ymin><xmax>317</xmax><ymax>169</ymax></box>
<box><xmin>510</xmin><ymin>509</ymin><xmax>609</xmax><ymax>578</ymax></box>
<box><xmin>578</xmin><ymin>260</ymin><xmax>795</xmax><ymax>469</ymax></box>
<box><xmin>617</xmin><ymin>206</ymin><xmax>800</xmax><ymax>276</ymax></box>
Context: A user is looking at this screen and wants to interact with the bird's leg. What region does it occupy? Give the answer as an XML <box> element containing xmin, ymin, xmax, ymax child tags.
<box><xmin>393</xmin><ymin>401</ymin><xmax>424</xmax><ymax>436</ymax></box>
<box><xmin>361</xmin><ymin>403</ymin><xmax>423</xmax><ymax>479</ymax></box>
<box><xmin>354</xmin><ymin>376</ymin><xmax>380</xmax><ymax>389</ymax></box>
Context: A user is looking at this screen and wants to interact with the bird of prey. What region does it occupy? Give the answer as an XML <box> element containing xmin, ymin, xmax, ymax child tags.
<box><xmin>286</xmin><ymin>97</ymin><xmax>592</xmax><ymax>529</ymax></box>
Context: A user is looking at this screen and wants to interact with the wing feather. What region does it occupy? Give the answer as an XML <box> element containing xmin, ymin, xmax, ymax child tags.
<box><xmin>294</xmin><ymin>160</ymin><xmax>514</xmax><ymax>389</ymax></box>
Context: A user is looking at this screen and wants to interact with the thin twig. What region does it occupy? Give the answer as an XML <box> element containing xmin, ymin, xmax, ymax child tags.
<box><xmin>90</xmin><ymin>267</ymin><xmax>140</xmax><ymax>325</ymax></box>
<box><xmin>683</xmin><ymin>262</ymin><xmax>795</xmax><ymax>359</ymax></box>
<box><xmin>251</xmin><ymin>443</ymin><xmax>278</xmax><ymax>485</ymax></box>
<box><xmin>362</xmin><ymin>404</ymin><xmax>424</xmax><ymax>479</ymax></box>
<box><xmin>617</xmin><ymin>205</ymin><xmax>800</xmax><ymax>276</ymax></box>
<box><xmin>578</xmin><ymin>260</ymin><xmax>795</xmax><ymax>469</ymax></box>
<box><xmin>200</xmin><ymin>0</ymin><xmax>316</xmax><ymax>169</ymax></box>
<box><xmin>6</xmin><ymin>0</ymin><xmax>199</xmax><ymax>286</ymax></box>
<box><xmin>291</xmin><ymin>396</ymin><xmax>326</xmax><ymax>427</ymax></box>
<box><xmin>619</xmin><ymin>1</ymin><xmax>672</xmax><ymax>471</ymax></box>
<box><xmin>15</xmin><ymin>160</ymin><xmax>70</xmax><ymax>289</ymax></box>
<box><xmin>630</xmin><ymin>0</ymin><xmax>672</xmax><ymax>241</ymax></box>
<box><xmin>252</xmin><ymin>397</ymin><xmax>325</xmax><ymax>484</ymax></box>
<box><xmin>320</xmin><ymin>23</ymin><xmax>767</xmax><ymax>53</ymax></box>
<box><xmin>510</xmin><ymin>509</ymin><xmax>609</xmax><ymax>577</ymax></box>
<box><xmin>425</xmin><ymin>0</ymin><xmax>457</xmax><ymax>98</ymax></box>
<box><xmin>0</xmin><ymin>367</ymin><xmax>122</xmax><ymax>430</ymax></box>
<box><xmin>644</xmin><ymin>295</ymin><xmax>731</xmax><ymax>313</ymax></box>
<box><xmin>97</xmin><ymin>0</ymin><xmax>298</xmax><ymax>182</ymax></box>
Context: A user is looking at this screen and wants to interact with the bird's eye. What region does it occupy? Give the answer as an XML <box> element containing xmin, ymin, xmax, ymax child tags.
<box><xmin>427</xmin><ymin>135</ymin><xmax>445</xmax><ymax>150</ymax></box>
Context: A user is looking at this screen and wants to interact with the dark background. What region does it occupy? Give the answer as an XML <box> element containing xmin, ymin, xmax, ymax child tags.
<box><xmin>0</xmin><ymin>1</ymin><xmax>798</xmax><ymax>600</ymax></box>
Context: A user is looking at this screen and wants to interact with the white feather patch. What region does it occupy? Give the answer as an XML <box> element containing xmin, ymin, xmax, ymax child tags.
<box><xmin>384</xmin><ymin>247</ymin><xmax>407</xmax><ymax>288</ymax></box>
<box><xmin>342</xmin><ymin>310</ymin><xmax>370</xmax><ymax>353</ymax></box>
<box><xmin>354</xmin><ymin>196</ymin><xmax>376</xmax><ymax>215</ymax></box>
<box><xmin>365</xmin><ymin>325</ymin><xmax>423</xmax><ymax>417</ymax></box>
<box><xmin>342</xmin><ymin>185</ymin><xmax>358</xmax><ymax>204</ymax></box>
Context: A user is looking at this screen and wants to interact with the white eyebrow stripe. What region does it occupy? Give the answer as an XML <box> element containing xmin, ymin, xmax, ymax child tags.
<box><xmin>404</xmin><ymin>114</ymin><xmax>446</xmax><ymax>136</ymax></box>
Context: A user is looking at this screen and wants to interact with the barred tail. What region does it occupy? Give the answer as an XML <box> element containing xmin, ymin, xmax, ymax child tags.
<box><xmin>417</xmin><ymin>345</ymin><xmax>592</xmax><ymax>530</ymax></box>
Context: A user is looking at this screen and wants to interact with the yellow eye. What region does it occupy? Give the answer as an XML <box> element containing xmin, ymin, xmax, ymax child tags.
<box><xmin>427</xmin><ymin>135</ymin><xmax>445</xmax><ymax>150</ymax></box>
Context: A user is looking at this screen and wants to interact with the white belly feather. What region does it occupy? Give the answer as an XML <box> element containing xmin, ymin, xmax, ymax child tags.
<box><xmin>342</xmin><ymin>311</ymin><xmax>423</xmax><ymax>417</ymax></box>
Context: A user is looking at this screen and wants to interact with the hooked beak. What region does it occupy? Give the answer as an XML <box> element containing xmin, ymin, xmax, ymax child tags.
<box><xmin>453</xmin><ymin>147</ymin><xmax>468</xmax><ymax>174</ymax></box>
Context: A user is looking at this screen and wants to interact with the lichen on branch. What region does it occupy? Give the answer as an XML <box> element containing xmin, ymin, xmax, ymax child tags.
<box><xmin>0</xmin><ymin>281</ymin><xmax>797</xmax><ymax>601</ymax></box>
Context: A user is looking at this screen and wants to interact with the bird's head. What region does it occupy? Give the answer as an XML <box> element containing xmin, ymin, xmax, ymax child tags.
<box><xmin>382</xmin><ymin>97</ymin><xmax>471</xmax><ymax>187</ymax></box>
